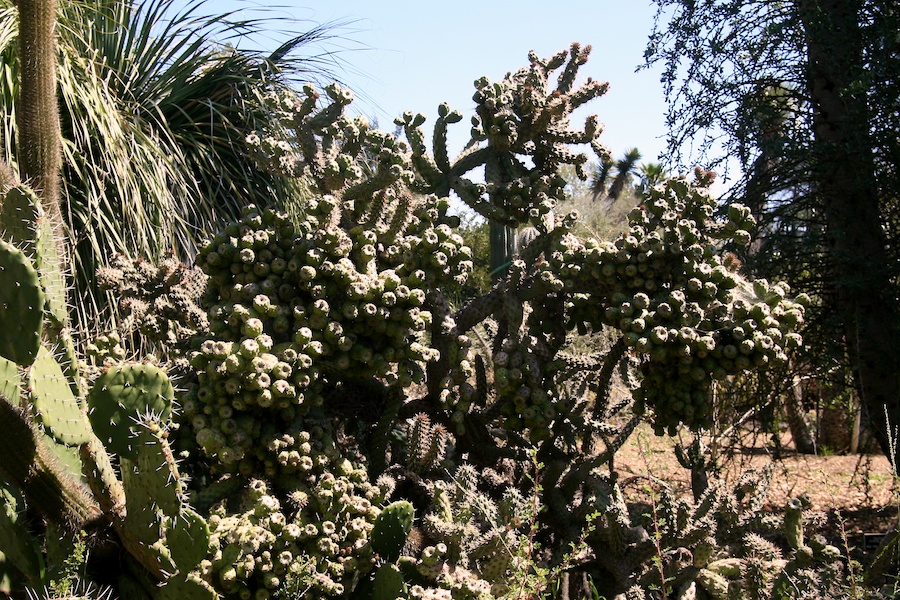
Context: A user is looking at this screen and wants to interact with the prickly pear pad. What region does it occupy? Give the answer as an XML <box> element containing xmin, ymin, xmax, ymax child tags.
<box><xmin>0</xmin><ymin>185</ymin><xmax>67</xmax><ymax>326</ymax></box>
<box><xmin>371</xmin><ymin>500</ymin><xmax>414</xmax><ymax>563</ymax></box>
<box><xmin>165</xmin><ymin>507</ymin><xmax>210</xmax><ymax>571</ymax></box>
<box><xmin>28</xmin><ymin>345</ymin><xmax>92</xmax><ymax>446</ymax></box>
<box><xmin>0</xmin><ymin>356</ymin><xmax>19</xmax><ymax>404</ymax></box>
<box><xmin>0</xmin><ymin>186</ymin><xmax>41</xmax><ymax>256</ymax></box>
<box><xmin>372</xmin><ymin>563</ymin><xmax>407</xmax><ymax>600</ymax></box>
<box><xmin>88</xmin><ymin>363</ymin><xmax>174</xmax><ymax>459</ymax></box>
<box><xmin>0</xmin><ymin>483</ymin><xmax>43</xmax><ymax>582</ymax></box>
<box><xmin>0</xmin><ymin>239</ymin><xmax>43</xmax><ymax>366</ymax></box>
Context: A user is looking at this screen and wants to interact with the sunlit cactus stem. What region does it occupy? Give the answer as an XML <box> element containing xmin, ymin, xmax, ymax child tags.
<box><xmin>16</xmin><ymin>0</ymin><xmax>63</xmax><ymax>223</ymax></box>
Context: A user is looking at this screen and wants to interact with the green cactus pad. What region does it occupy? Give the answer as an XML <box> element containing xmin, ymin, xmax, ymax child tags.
<box><xmin>0</xmin><ymin>186</ymin><xmax>41</xmax><ymax>255</ymax></box>
<box><xmin>0</xmin><ymin>483</ymin><xmax>43</xmax><ymax>583</ymax></box>
<box><xmin>0</xmin><ymin>239</ymin><xmax>43</xmax><ymax>366</ymax></box>
<box><xmin>371</xmin><ymin>500</ymin><xmax>414</xmax><ymax>563</ymax></box>
<box><xmin>35</xmin><ymin>219</ymin><xmax>68</xmax><ymax>327</ymax></box>
<box><xmin>0</xmin><ymin>357</ymin><xmax>19</xmax><ymax>404</ymax></box>
<box><xmin>120</xmin><ymin>419</ymin><xmax>183</xmax><ymax>544</ymax></box>
<box><xmin>372</xmin><ymin>563</ymin><xmax>408</xmax><ymax>600</ymax></box>
<box><xmin>41</xmin><ymin>432</ymin><xmax>83</xmax><ymax>479</ymax></box>
<box><xmin>122</xmin><ymin>422</ymin><xmax>183</xmax><ymax>520</ymax></box>
<box><xmin>28</xmin><ymin>345</ymin><xmax>92</xmax><ymax>446</ymax></box>
<box><xmin>165</xmin><ymin>507</ymin><xmax>210</xmax><ymax>571</ymax></box>
<box><xmin>88</xmin><ymin>363</ymin><xmax>174</xmax><ymax>459</ymax></box>
<box><xmin>155</xmin><ymin>573</ymin><xmax>218</xmax><ymax>600</ymax></box>
<box><xmin>0</xmin><ymin>186</ymin><xmax>67</xmax><ymax>326</ymax></box>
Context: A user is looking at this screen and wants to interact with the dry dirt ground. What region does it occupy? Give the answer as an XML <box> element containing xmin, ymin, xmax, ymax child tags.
<box><xmin>612</xmin><ymin>424</ymin><xmax>898</xmax><ymax>558</ymax></box>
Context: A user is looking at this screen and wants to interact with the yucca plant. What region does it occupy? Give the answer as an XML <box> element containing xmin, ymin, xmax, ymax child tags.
<box><xmin>0</xmin><ymin>0</ymin><xmax>352</xmax><ymax>328</ymax></box>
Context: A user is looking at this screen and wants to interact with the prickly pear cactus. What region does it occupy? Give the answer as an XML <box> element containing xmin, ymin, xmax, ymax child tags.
<box><xmin>371</xmin><ymin>500</ymin><xmax>414</xmax><ymax>563</ymax></box>
<box><xmin>0</xmin><ymin>238</ymin><xmax>44</xmax><ymax>366</ymax></box>
<box><xmin>87</xmin><ymin>363</ymin><xmax>174</xmax><ymax>459</ymax></box>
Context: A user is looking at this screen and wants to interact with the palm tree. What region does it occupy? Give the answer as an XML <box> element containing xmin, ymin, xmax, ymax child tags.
<box><xmin>0</xmin><ymin>0</ymin><xmax>352</xmax><ymax>326</ymax></box>
<box><xmin>636</xmin><ymin>161</ymin><xmax>670</xmax><ymax>196</ymax></box>
<box><xmin>606</xmin><ymin>147</ymin><xmax>642</xmax><ymax>202</ymax></box>
<box><xmin>590</xmin><ymin>148</ymin><xmax>643</xmax><ymax>203</ymax></box>
<box><xmin>589</xmin><ymin>154</ymin><xmax>615</xmax><ymax>201</ymax></box>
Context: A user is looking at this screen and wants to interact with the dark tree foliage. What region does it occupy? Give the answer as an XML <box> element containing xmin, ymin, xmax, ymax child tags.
<box><xmin>644</xmin><ymin>0</ymin><xmax>900</xmax><ymax>461</ymax></box>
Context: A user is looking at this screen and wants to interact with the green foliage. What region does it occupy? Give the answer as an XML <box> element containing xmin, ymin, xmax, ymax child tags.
<box><xmin>0</xmin><ymin>0</ymin><xmax>353</xmax><ymax>329</ymax></box>
<box><xmin>0</xmin><ymin>37</ymin><xmax>876</xmax><ymax>600</ymax></box>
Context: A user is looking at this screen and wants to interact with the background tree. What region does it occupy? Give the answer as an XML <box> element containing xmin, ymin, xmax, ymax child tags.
<box><xmin>590</xmin><ymin>147</ymin><xmax>641</xmax><ymax>203</ymax></box>
<box><xmin>606</xmin><ymin>147</ymin><xmax>642</xmax><ymax>201</ymax></box>
<box><xmin>636</xmin><ymin>160</ymin><xmax>670</xmax><ymax>196</ymax></box>
<box><xmin>644</xmin><ymin>0</ymin><xmax>900</xmax><ymax>461</ymax></box>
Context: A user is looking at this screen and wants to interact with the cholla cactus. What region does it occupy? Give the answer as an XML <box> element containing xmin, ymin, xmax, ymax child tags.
<box><xmin>405</xmin><ymin>413</ymin><xmax>452</xmax><ymax>475</ymax></box>
<box><xmin>0</xmin><ymin>42</ymin><xmax>831</xmax><ymax>599</ymax></box>
<box><xmin>404</xmin><ymin>464</ymin><xmax>531</xmax><ymax>597</ymax></box>
<box><xmin>97</xmin><ymin>252</ymin><xmax>208</xmax><ymax>354</ymax></box>
<box><xmin>201</xmin><ymin>430</ymin><xmax>389</xmax><ymax>599</ymax></box>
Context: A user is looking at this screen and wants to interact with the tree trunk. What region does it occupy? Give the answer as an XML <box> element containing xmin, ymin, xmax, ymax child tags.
<box><xmin>786</xmin><ymin>377</ymin><xmax>816</xmax><ymax>454</ymax></box>
<box><xmin>798</xmin><ymin>0</ymin><xmax>900</xmax><ymax>465</ymax></box>
<box><xmin>488</xmin><ymin>222</ymin><xmax>517</xmax><ymax>282</ymax></box>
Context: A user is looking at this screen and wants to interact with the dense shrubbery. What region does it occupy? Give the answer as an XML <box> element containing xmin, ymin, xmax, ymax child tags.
<box><xmin>1</xmin><ymin>42</ymin><xmax>892</xmax><ymax>600</ymax></box>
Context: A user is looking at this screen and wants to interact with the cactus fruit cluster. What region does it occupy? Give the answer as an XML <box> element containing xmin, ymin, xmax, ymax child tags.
<box><xmin>1</xmin><ymin>42</ymin><xmax>881</xmax><ymax>600</ymax></box>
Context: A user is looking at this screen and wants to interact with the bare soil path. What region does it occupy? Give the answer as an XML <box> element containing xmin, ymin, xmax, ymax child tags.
<box><xmin>613</xmin><ymin>424</ymin><xmax>897</xmax><ymax>553</ymax></box>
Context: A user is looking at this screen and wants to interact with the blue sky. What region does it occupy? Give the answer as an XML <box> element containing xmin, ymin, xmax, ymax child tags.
<box><xmin>202</xmin><ymin>1</ymin><xmax>671</xmax><ymax>167</ymax></box>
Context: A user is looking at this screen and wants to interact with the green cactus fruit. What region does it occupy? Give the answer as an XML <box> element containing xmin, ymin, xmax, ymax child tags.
<box><xmin>165</xmin><ymin>507</ymin><xmax>211</xmax><ymax>572</ymax></box>
<box><xmin>0</xmin><ymin>483</ymin><xmax>44</xmax><ymax>583</ymax></box>
<box><xmin>88</xmin><ymin>363</ymin><xmax>174</xmax><ymax>459</ymax></box>
<box><xmin>28</xmin><ymin>345</ymin><xmax>92</xmax><ymax>446</ymax></box>
<box><xmin>371</xmin><ymin>500</ymin><xmax>414</xmax><ymax>563</ymax></box>
<box><xmin>372</xmin><ymin>563</ymin><xmax>408</xmax><ymax>600</ymax></box>
<box><xmin>0</xmin><ymin>357</ymin><xmax>19</xmax><ymax>404</ymax></box>
<box><xmin>0</xmin><ymin>239</ymin><xmax>43</xmax><ymax>366</ymax></box>
<box><xmin>155</xmin><ymin>574</ymin><xmax>218</xmax><ymax>600</ymax></box>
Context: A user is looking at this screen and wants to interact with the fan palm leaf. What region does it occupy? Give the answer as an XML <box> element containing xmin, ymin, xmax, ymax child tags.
<box><xmin>606</xmin><ymin>147</ymin><xmax>642</xmax><ymax>202</ymax></box>
<box><xmin>0</xmin><ymin>0</ymin><xmax>353</xmax><ymax>327</ymax></box>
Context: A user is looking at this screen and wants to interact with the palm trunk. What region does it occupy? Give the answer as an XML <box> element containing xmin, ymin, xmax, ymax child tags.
<box><xmin>799</xmin><ymin>0</ymin><xmax>900</xmax><ymax>465</ymax></box>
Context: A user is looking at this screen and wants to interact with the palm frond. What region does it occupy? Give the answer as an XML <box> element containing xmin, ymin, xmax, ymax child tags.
<box><xmin>0</xmin><ymin>0</ymin><xmax>357</xmax><ymax>330</ymax></box>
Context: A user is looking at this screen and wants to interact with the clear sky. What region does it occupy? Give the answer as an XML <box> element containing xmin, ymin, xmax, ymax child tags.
<box><xmin>201</xmin><ymin>1</ymin><xmax>671</xmax><ymax>167</ymax></box>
